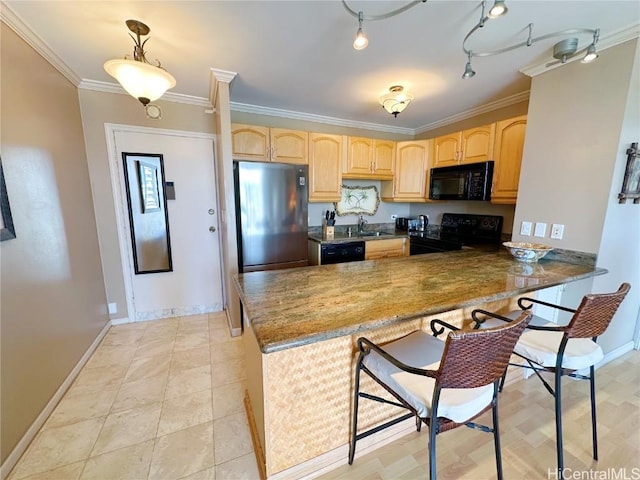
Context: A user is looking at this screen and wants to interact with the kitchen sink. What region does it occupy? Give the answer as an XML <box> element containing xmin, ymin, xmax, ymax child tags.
<box><xmin>359</xmin><ymin>231</ymin><xmax>395</xmax><ymax>237</ymax></box>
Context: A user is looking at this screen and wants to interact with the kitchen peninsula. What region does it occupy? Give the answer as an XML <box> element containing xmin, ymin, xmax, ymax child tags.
<box><xmin>234</xmin><ymin>249</ymin><xmax>606</xmax><ymax>479</ymax></box>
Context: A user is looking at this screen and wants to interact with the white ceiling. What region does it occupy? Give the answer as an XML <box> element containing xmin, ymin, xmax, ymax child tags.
<box><xmin>3</xmin><ymin>1</ymin><xmax>639</xmax><ymax>134</ymax></box>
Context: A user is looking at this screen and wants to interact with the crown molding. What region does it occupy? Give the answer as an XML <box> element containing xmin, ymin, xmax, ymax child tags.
<box><xmin>230</xmin><ymin>102</ymin><xmax>415</xmax><ymax>136</ymax></box>
<box><xmin>520</xmin><ymin>23</ymin><xmax>640</xmax><ymax>77</ymax></box>
<box><xmin>1</xmin><ymin>2</ymin><xmax>80</xmax><ymax>86</ymax></box>
<box><xmin>78</xmin><ymin>79</ymin><xmax>212</xmax><ymax>107</ymax></box>
<box><xmin>209</xmin><ymin>68</ymin><xmax>237</xmax><ymax>105</ymax></box>
<box><xmin>414</xmin><ymin>90</ymin><xmax>530</xmax><ymax>134</ymax></box>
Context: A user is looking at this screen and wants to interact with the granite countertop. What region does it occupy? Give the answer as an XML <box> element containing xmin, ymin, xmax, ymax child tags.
<box><xmin>233</xmin><ymin>249</ymin><xmax>607</xmax><ymax>354</ymax></box>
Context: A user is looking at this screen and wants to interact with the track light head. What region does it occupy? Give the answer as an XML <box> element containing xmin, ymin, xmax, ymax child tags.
<box><xmin>582</xmin><ymin>44</ymin><xmax>599</xmax><ymax>63</ymax></box>
<box><xmin>487</xmin><ymin>0</ymin><xmax>508</xmax><ymax>19</ymax></box>
<box><xmin>462</xmin><ymin>52</ymin><xmax>476</xmax><ymax>79</ymax></box>
<box><xmin>353</xmin><ymin>11</ymin><xmax>369</xmax><ymax>50</ymax></box>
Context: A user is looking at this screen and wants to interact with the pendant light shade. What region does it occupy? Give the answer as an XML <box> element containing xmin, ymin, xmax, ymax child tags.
<box><xmin>104</xmin><ymin>20</ymin><xmax>176</xmax><ymax>106</ymax></box>
<box><xmin>379</xmin><ymin>86</ymin><xmax>413</xmax><ymax>117</ymax></box>
<box><xmin>104</xmin><ymin>59</ymin><xmax>176</xmax><ymax>105</ymax></box>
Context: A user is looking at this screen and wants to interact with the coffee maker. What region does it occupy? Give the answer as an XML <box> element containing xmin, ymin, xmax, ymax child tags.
<box><xmin>418</xmin><ymin>214</ymin><xmax>429</xmax><ymax>231</ymax></box>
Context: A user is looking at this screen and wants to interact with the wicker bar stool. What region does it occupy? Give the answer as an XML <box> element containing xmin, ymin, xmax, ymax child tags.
<box><xmin>348</xmin><ymin>310</ymin><xmax>532</xmax><ymax>480</ymax></box>
<box><xmin>473</xmin><ymin>283</ymin><xmax>631</xmax><ymax>477</ymax></box>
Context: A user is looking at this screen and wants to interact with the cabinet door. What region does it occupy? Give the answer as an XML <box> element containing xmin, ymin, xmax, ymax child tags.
<box><xmin>271</xmin><ymin>128</ymin><xmax>308</xmax><ymax>164</ymax></box>
<box><xmin>231</xmin><ymin>124</ymin><xmax>270</xmax><ymax>162</ymax></box>
<box><xmin>372</xmin><ymin>140</ymin><xmax>395</xmax><ymax>178</ymax></box>
<box><xmin>432</xmin><ymin>133</ymin><xmax>460</xmax><ymax>167</ymax></box>
<box><xmin>344</xmin><ymin>137</ymin><xmax>373</xmax><ymax>176</ymax></box>
<box><xmin>461</xmin><ymin>124</ymin><xmax>495</xmax><ymax>164</ymax></box>
<box><xmin>309</xmin><ymin>133</ymin><xmax>342</xmax><ymax>202</ymax></box>
<box><xmin>491</xmin><ymin>116</ymin><xmax>527</xmax><ymax>204</ymax></box>
<box><xmin>365</xmin><ymin>238</ymin><xmax>406</xmax><ymax>260</ymax></box>
<box><xmin>393</xmin><ymin>140</ymin><xmax>430</xmax><ymax>199</ymax></box>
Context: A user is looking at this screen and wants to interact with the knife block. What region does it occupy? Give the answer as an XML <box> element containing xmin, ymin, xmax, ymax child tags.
<box><xmin>322</xmin><ymin>221</ymin><xmax>335</xmax><ymax>239</ymax></box>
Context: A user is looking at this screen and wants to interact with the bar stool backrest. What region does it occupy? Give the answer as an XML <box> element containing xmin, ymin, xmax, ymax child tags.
<box><xmin>565</xmin><ymin>283</ymin><xmax>631</xmax><ymax>339</ymax></box>
<box><xmin>438</xmin><ymin>311</ymin><xmax>531</xmax><ymax>389</ymax></box>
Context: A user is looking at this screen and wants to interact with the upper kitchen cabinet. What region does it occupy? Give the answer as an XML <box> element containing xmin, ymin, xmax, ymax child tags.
<box><xmin>432</xmin><ymin>124</ymin><xmax>495</xmax><ymax>167</ymax></box>
<box><xmin>231</xmin><ymin>124</ymin><xmax>308</xmax><ymax>164</ymax></box>
<box><xmin>309</xmin><ymin>133</ymin><xmax>342</xmax><ymax>202</ymax></box>
<box><xmin>381</xmin><ymin>140</ymin><xmax>431</xmax><ymax>202</ymax></box>
<box><xmin>343</xmin><ymin>137</ymin><xmax>395</xmax><ymax>179</ymax></box>
<box><xmin>491</xmin><ymin>115</ymin><xmax>527</xmax><ymax>204</ymax></box>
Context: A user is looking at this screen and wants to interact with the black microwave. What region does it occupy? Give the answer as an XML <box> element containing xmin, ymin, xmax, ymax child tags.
<box><xmin>429</xmin><ymin>161</ymin><xmax>494</xmax><ymax>201</ymax></box>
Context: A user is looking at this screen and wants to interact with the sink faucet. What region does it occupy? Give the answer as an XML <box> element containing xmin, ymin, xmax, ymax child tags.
<box><xmin>357</xmin><ymin>215</ymin><xmax>368</xmax><ymax>234</ymax></box>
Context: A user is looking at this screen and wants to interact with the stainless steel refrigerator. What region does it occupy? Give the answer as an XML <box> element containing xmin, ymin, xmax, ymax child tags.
<box><xmin>234</xmin><ymin>161</ymin><xmax>308</xmax><ymax>272</ymax></box>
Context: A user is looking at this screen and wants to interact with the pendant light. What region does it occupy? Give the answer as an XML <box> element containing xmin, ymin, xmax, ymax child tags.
<box><xmin>104</xmin><ymin>19</ymin><xmax>176</xmax><ymax>106</ymax></box>
<box><xmin>379</xmin><ymin>86</ymin><xmax>414</xmax><ymax>118</ymax></box>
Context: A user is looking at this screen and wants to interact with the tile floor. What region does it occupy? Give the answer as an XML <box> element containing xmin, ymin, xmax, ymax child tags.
<box><xmin>8</xmin><ymin>312</ymin><xmax>259</xmax><ymax>480</ymax></box>
<box><xmin>8</xmin><ymin>312</ymin><xmax>640</xmax><ymax>480</ymax></box>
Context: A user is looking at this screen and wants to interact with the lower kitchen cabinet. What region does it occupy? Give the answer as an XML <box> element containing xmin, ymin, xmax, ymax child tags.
<box><xmin>365</xmin><ymin>238</ymin><xmax>408</xmax><ymax>260</ymax></box>
<box><xmin>491</xmin><ymin>115</ymin><xmax>527</xmax><ymax>204</ymax></box>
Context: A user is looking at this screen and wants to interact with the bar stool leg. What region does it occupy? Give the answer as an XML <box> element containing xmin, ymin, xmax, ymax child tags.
<box><xmin>589</xmin><ymin>365</ymin><xmax>598</xmax><ymax>460</ymax></box>
<box><xmin>348</xmin><ymin>357</ymin><xmax>363</xmax><ymax>465</ymax></box>
<box><xmin>492</xmin><ymin>385</ymin><xmax>504</xmax><ymax>480</ymax></box>
<box><xmin>554</xmin><ymin>370</ymin><xmax>564</xmax><ymax>478</ymax></box>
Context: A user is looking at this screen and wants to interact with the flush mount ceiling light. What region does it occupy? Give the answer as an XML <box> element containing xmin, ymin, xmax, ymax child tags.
<box><xmin>343</xmin><ymin>0</ymin><xmax>426</xmax><ymax>51</ymax></box>
<box><xmin>379</xmin><ymin>86</ymin><xmax>414</xmax><ymax>118</ymax></box>
<box><xmin>104</xmin><ymin>19</ymin><xmax>176</xmax><ymax>106</ymax></box>
<box><xmin>462</xmin><ymin>0</ymin><xmax>599</xmax><ymax>78</ymax></box>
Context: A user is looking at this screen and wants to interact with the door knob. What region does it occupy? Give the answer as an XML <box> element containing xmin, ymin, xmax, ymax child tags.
<box><xmin>209</xmin><ymin>226</ymin><xmax>216</xmax><ymax>232</ymax></box>
<box><xmin>208</xmin><ymin>209</ymin><xmax>215</xmax><ymax>215</ymax></box>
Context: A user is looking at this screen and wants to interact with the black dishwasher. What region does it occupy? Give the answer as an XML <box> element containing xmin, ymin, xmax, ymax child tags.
<box><xmin>321</xmin><ymin>241</ymin><xmax>365</xmax><ymax>264</ymax></box>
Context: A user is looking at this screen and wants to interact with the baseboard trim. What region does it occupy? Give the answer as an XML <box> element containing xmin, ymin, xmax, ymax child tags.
<box><xmin>596</xmin><ymin>341</ymin><xmax>635</xmax><ymax>368</ymax></box>
<box><xmin>0</xmin><ymin>320</ymin><xmax>112</xmax><ymax>480</ymax></box>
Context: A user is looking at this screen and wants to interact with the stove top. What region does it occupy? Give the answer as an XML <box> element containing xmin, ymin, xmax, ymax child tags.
<box><xmin>409</xmin><ymin>213</ymin><xmax>504</xmax><ymax>254</ymax></box>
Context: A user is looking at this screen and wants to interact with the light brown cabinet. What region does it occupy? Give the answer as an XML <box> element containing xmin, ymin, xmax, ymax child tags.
<box><xmin>365</xmin><ymin>238</ymin><xmax>409</xmax><ymax>260</ymax></box>
<box><xmin>381</xmin><ymin>140</ymin><xmax>431</xmax><ymax>202</ymax></box>
<box><xmin>343</xmin><ymin>137</ymin><xmax>395</xmax><ymax>179</ymax></box>
<box><xmin>432</xmin><ymin>124</ymin><xmax>495</xmax><ymax>167</ymax></box>
<box><xmin>491</xmin><ymin>115</ymin><xmax>527</xmax><ymax>204</ymax></box>
<box><xmin>231</xmin><ymin>124</ymin><xmax>308</xmax><ymax>164</ymax></box>
<box><xmin>309</xmin><ymin>133</ymin><xmax>342</xmax><ymax>202</ymax></box>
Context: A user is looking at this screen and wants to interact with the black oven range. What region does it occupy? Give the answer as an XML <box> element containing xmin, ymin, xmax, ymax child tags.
<box><xmin>409</xmin><ymin>213</ymin><xmax>504</xmax><ymax>256</ymax></box>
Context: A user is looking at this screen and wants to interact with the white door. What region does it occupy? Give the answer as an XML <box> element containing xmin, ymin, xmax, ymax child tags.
<box><xmin>114</xmin><ymin>128</ymin><xmax>223</xmax><ymax>321</ymax></box>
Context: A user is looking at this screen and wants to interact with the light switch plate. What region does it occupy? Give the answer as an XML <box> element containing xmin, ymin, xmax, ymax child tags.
<box><xmin>551</xmin><ymin>224</ymin><xmax>565</xmax><ymax>240</ymax></box>
<box><xmin>534</xmin><ymin>222</ymin><xmax>547</xmax><ymax>238</ymax></box>
<box><xmin>520</xmin><ymin>221</ymin><xmax>533</xmax><ymax>236</ymax></box>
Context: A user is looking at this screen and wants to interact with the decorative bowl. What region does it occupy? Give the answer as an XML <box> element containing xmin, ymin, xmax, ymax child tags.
<box><xmin>503</xmin><ymin>242</ymin><xmax>553</xmax><ymax>263</ymax></box>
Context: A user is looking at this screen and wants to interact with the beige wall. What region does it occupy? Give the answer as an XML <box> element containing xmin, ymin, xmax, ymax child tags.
<box><xmin>78</xmin><ymin>90</ymin><xmax>215</xmax><ymax>320</ymax></box>
<box><xmin>514</xmin><ymin>39</ymin><xmax>640</xmax><ymax>353</ymax></box>
<box><xmin>0</xmin><ymin>24</ymin><xmax>109</xmax><ymax>462</ymax></box>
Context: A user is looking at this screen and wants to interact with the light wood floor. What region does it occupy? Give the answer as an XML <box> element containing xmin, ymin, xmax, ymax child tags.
<box><xmin>319</xmin><ymin>349</ymin><xmax>640</xmax><ymax>480</ymax></box>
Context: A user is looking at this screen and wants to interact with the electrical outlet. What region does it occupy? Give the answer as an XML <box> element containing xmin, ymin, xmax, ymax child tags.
<box><xmin>534</xmin><ymin>222</ymin><xmax>547</xmax><ymax>238</ymax></box>
<box><xmin>520</xmin><ymin>221</ymin><xmax>532</xmax><ymax>236</ymax></box>
<box><xmin>108</xmin><ymin>303</ymin><xmax>117</xmax><ymax>314</ymax></box>
<box><xmin>391</xmin><ymin>214</ymin><xmax>397</xmax><ymax>220</ymax></box>
<box><xmin>551</xmin><ymin>224</ymin><xmax>564</xmax><ymax>240</ymax></box>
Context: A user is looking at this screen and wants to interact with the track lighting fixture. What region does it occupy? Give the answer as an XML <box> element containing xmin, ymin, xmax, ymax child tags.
<box><xmin>379</xmin><ymin>86</ymin><xmax>414</xmax><ymax>117</ymax></box>
<box><xmin>104</xmin><ymin>19</ymin><xmax>176</xmax><ymax>106</ymax></box>
<box><xmin>462</xmin><ymin>52</ymin><xmax>476</xmax><ymax>79</ymax></box>
<box><xmin>343</xmin><ymin>0</ymin><xmax>426</xmax><ymax>51</ymax></box>
<box><xmin>353</xmin><ymin>11</ymin><xmax>368</xmax><ymax>50</ymax></box>
<box><xmin>462</xmin><ymin>1</ymin><xmax>600</xmax><ymax>78</ymax></box>
<box><xmin>487</xmin><ymin>0</ymin><xmax>508</xmax><ymax>19</ymax></box>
